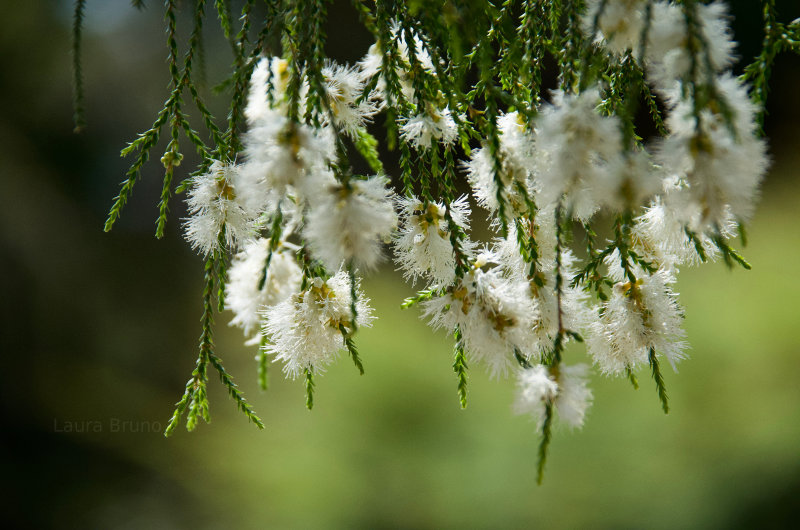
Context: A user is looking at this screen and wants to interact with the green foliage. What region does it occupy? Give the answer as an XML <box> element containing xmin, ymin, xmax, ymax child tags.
<box><xmin>536</xmin><ymin>402</ymin><xmax>554</xmax><ymax>485</ymax></box>
<box><xmin>452</xmin><ymin>326</ymin><xmax>468</xmax><ymax>409</ymax></box>
<box><xmin>354</xmin><ymin>128</ymin><xmax>385</xmax><ymax>174</ymax></box>
<box><xmin>741</xmin><ymin>0</ymin><xmax>800</xmax><ymax>130</ymax></box>
<box><xmin>305</xmin><ymin>368</ymin><xmax>315</xmax><ymax>410</ymax></box>
<box><xmin>165</xmin><ymin>249</ymin><xmax>263</xmax><ymax>436</ymax></box>
<box><xmin>648</xmin><ymin>347</ymin><xmax>670</xmax><ymax>415</ymax></box>
<box><xmin>341</xmin><ymin>323</ymin><xmax>365</xmax><ymax>376</ymax></box>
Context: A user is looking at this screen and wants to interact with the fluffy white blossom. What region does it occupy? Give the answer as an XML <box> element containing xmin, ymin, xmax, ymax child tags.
<box><xmin>515</xmin><ymin>364</ymin><xmax>593</xmax><ymax>429</ymax></box>
<box><xmin>657</xmin><ymin>74</ymin><xmax>768</xmax><ymax>231</ymax></box>
<box><xmin>646</xmin><ymin>1</ymin><xmax>735</xmax><ymax>90</ymax></box>
<box><xmin>602</xmin><ymin>149</ymin><xmax>663</xmax><ymax>212</ymax></box>
<box><xmin>304</xmin><ymin>176</ymin><xmax>397</xmax><ymax>272</ymax></box>
<box><xmin>358</xmin><ymin>28</ymin><xmax>435</xmax><ymax>105</ymax></box>
<box><xmin>239</xmin><ymin>117</ymin><xmax>336</xmax><ymax>209</ymax></box>
<box><xmin>183</xmin><ymin>161</ymin><xmax>255</xmax><ymax>256</ymax></box>
<box><xmin>400</xmin><ymin>106</ymin><xmax>458</xmax><ymax>149</ymax></box>
<box><xmin>586</xmin><ymin>254</ymin><xmax>687</xmax><ymax>375</ymax></box>
<box><xmin>263</xmin><ymin>272</ymin><xmax>374</xmax><ymax>378</ymax></box>
<box><xmin>226</xmin><ymin>240</ymin><xmax>302</xmax><ymax>343</ymax></box>
<box><xmin>421</xmin><ymin>259</ymin><xmax>540</xmax><ymax>376</ymax></box>
<box><xmin>358</xmin><ymin>42</ymin><xmax>384</xmax><ymax>82</ymax></box>
<box><xmin>493</xmin><ymin>212</ymin><xmax>592</xmax><ymax>351</ymax></box>
<box><xmin>465</xmin><ymin>111</ymin><xmax>538</xmax><ymax>219</ymax></box>
<box><xmin>321</xmin><ymin>61</ymin><xmax>379</xmax><ymax>137</ymax></box>
<box><xmin>584</xmin><ymin>1</ymin><xmax>735</xmax><ymax>90</ymax></box>
<box><xmin>245</xmin><ymin>57</ymin><xmax>290</xmax><ymax>124</ymax></box>
<box><xmin>534</xmin><ymin>88</ymin><xmax>624</xmax><ymax>221</ymax></box>
<box><xmin>239</xmin><ymin>57</ymin><xmax>337</xmax><ymax>212</ymax></box>
<box><xmin>359</xmin><ymin>29</ymin><xmax>456</xmax><ymax>150</ymax></box>
<box><xmin>555</xmin><ymin>364</ymin><xmax>594</xmax><ymax>428</ymax></box>
<box><xmin>393</xmin><ymin>195</ymin><xmax>473</xmax><ymax>285</ymax></box>
<box><xmin>630</xmin><ymin>196</ymin><xmax>736</xmax><ymax>268</ymax></box>
<box><xmin>514</xmin><ymin>364</ymin><xmax>558</xmax><ymax>425</ymax></box>
<box><xmin>583</xmin><ymin>0</ymin><xmax>649</xmax><ymax>54</ymax></box>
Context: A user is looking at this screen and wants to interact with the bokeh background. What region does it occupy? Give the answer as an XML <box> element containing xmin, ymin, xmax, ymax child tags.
<box><xmin>2</xmin><ymin>1</ymin><xmax>799</xmax><ymax>528</ymax></box>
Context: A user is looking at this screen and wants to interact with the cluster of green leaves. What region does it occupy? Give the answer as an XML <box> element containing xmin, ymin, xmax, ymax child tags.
<box><xmin>165</xmin><ymin>243</ymin><xmax>264</xmax><ymax>435</ymax></box>
<box><xmin>741</xmin><ymin>0</ymin><xmax>800</xmax><ymax>128</ymax></box>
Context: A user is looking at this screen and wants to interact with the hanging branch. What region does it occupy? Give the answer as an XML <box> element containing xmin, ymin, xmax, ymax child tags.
<box><xmin>82</xmin><ymin>0</ymin><xmax>798</xmax><ymax>480</ymax></box>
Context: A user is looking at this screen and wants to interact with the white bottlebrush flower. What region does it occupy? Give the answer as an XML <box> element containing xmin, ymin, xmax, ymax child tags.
<box><xmin>226</xmin><ymin>239</ymin><xmax>302</xmax><ymax>343</ymax></box>
<box><xmin>321</xmin><ymin>61</ymin><xmax>379</xmax><ymax>137</ymax></box>
<box><xmin>465</xmin><ymin>111</ymin><xmax>538</xmax><ymax>220</ymax></box>
<box><xmin>515</xmin><ymin>363</ymin><xmax>593</xmax><ymax>429</ymax></box>
<box><xmin>630</xmin><ymin>195</ymin><xmax>736</xmax><ymax>268</ymax></box>
<box><xmin>646</xmin><ymin>1</ymin><xmax>735</xmax><ymax>90</ymax></box>
<box><xmin>358</xmin><ymin>42</ymin><xmax>383</xmax><ymax>82</ymax></box>
<box><xmin>494</xmin><ymin>213</ymin><xmax>591</xmax><ymax>352</ymax></box>
<box><xmin>421</xmin><ymin>263</ymin><xmax>540</xmax><ymax>376</ymax></box>
<box><xmin>583</xmin><ymin>0</ymin><xmax>648</xmax><ymax>54</ymax></box>
<box><xmin>514</xmin><ymin>364</ymin><xmax>558</xmax><ymax>426</ymax></box>
<box><xmin>245</xmin><ymin>57</ymin><xmax>290</xmax><ymax>125</ymax></box>
<box><xmin>183</xmin><ymin>160</ymin><xmax>255</xmax><ymax>256</ymax></box>
<box><xmin>533</xmin><ymin>256</ymin><xmax>591</xmax><ymax>351</ymax></box>
<box><xmin>601</xmin><ymin>149</ymin><xmax>663</xmax><ymax>213</ymax></box>
<box><xmin>534</xmin><ymin>88</ymin><xmax>624</xmax><ymax>221</ymax></box>
<box><xmin>400</xmin><ymin>105</ymin><xmax>458</xmax><ymax>149</ymax></box>
<box><xmin>393</xmin><ymin>195</ymin><xmax>473</xmax><ymax>286</ymax></box>
<box><xmin>304</xmin><ymin>176</ymin><xmax>397</xmax><ymax>272</ymax></box>
<box><xmin>631</xmin><ymin>197</ymin><xmax>706</xmax><ymax>268</ymax></box>
<box><xmin>586</xmin><ymin>254</ymin><xmax>687</xmax><ymax>375</ymax></box>
<box><xmin>239</xmin><ymin>118</ymin><xmax>336</xmax><ymax>211</ymax></box>
<box><xmin>359</xmin><ymin>28</ymin><xmax>436</xmax><ymax>105</ymax></box>
<box><xmin>656</xmin><ymin>73</ymin><xmax>768</xmax><ymax>231</ymax></box>
<box><xmin>240</xmin><ymin>55</ymin><xmax>337</xmax><ymax>212</ymax></box>
<box><xmin>263</xmin><ymin>272</ymin><xmax>374</xmax><ymax>378</ymax></box>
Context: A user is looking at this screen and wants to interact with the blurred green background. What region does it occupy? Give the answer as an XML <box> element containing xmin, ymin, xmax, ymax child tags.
<box><xmin>2</xmin><ymin>1</ymin><xmax>800</xmax><ymax>528</ymax></box>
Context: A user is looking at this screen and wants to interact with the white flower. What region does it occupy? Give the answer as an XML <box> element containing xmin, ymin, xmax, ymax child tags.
<box><xmin>183</xmin><ymin>161</ymin><xmax>255</xmax><ymax>256</ymax></box>
<box><xmin>421</xmin><ymin>265</ymin><xmax>539</xmax><ymax>376</ymax></box>
<box><xmin>493</xmin><ymin>212</ymin><xmax>591</xmax><ymax>351</ymax></box>
<box><xmin>601</xmin><ymin>149</ymin><xmax>663</xmax><ymax>213</ymax></box>
<box><xmin>657</xmin><ymin>73</ymin><xmax>768</xmax><ymax>231</ymax></box>
<box><xmin>583</xmin><ymin>0</ymin><xmax>648</xmax><ymax>54</ymax></box>
<box><xmin>515</xmin><ymin>363</ymin><xmax>593</xmax><ymax>429</ymax></box>
<box><xmin>630</xmin><ymin>196</ymin><xmax>736</xmax><ymax>268</ymax></box>
<box><xmin>304</xmin><ymin>176</ymin><xmax>397</xmax><ymax>272</ymax></box>
<box><xmin>359</xmin><ymin>28</ymin><xmax>436</xmax><ymax>105</ymax></box>
<box><xmin>239</xmin><ymin>119</ymin><xmax>336</xmax><ymax>210</ymax></box>
<box><xmin>263</xmin><ymin>272</ymin><xmax>374</xmax><ymax>378</ymax></box>
<box><xmin>586</xmin><ymin>255</ymin><xmax>687</xmax><ymax>375</ymax></box>
<box><xmin>240</xmin><ymin>56</ymin><xmax>337</xmax><ymax>213</ymax></box>
<box><xmin>358</xmin><ymin>42</ymin><xmax>383</xmax><ymax>82</ymax></box>
<box><xmin>465</xmin><ymin>111</ymin><xmax>538</xmax><ymax>220</ymax></box>
<box><xmin>400</xmin><ymin>105</ymin><xmax>458</xmax><ymax>149</ymax></box>
<box><xmin>359</xmin><ymin>29</ymin><xmax>455</xmax><ymax>151</ymax></box>
<box><xmin>245</xmin><ymin>57</ymin><xmax>290</xmax><ymax>124</ymax></box>
<box><xmin>393</xmin><ymin>195</ymin><xmax>473</xmax><ymax>285</ymax></box>
<box><xmin>555</xmin><ymin>364</ymin><xmax>594</xmax><ymax>428</ymax></box>
<box><xmin>534</xmin><ymin>88</ymin><xmax>624</xmax><ymax>220</ymax></box>
<box><xmin>321</xmin><ymin>61</ymin><xmax>379</xmax><ymax>137</ymax></box>
<box><xmin>646</xmin><ymin>1</ymin><xmax>735</xmax><ymax>90</ymax></box>
<box><xmin>514</xmin><ymin>364</ymin><xmax>558</xmax><ymax>426</ymax></box>
<box><xmin>226</xmin><ymin>239</ymin><xmax>302</xmax><ymax>343</ymax></box>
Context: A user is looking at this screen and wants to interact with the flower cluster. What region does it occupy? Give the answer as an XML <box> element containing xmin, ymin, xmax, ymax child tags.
<box><xmin>176</xmin><ymin>2</ymin><xmax>768</xmax><ymax>449</ymax></box>
<box><xmin>181</xmin><ymin>56</ymin><xmax>396</xmax><ymax>395</ymax></box>
<box><xmin>104</xmin><ymin>0</ymin><xmax>789</xmax><ymax>474</ymax></box>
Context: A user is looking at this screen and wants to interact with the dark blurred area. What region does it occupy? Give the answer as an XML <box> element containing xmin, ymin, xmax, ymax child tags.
<box><xmin>1</xmin><ymin>1</ymin><xmax>799</xmax><ymax>528</ymax></box>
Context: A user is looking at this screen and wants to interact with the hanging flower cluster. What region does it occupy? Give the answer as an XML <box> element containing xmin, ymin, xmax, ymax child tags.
<box><xmin>91</xmin><ymin>0</ymin><xmax>797</xmax><ymax>480</ymax></box>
